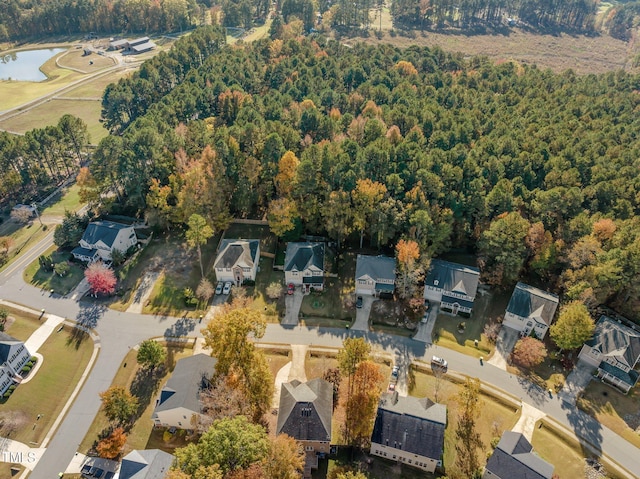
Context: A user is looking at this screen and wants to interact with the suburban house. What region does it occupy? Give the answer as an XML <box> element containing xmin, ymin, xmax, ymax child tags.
<box><xmin>370</xmin><ymin>392</ymin><xmax>446</xmax><ymax>473</ymax></box>
<box><xmin>284</xmin><ymin>242</ymin><xmax>325</xmax><ymax>292</ymax></box>
<box><xmin>0</xmin><ymin>332</ymin><xmax>31</xmax><ymax>395</ymax></box>
<box><xmin>72</xmin><ymin>220</ymin><xmax>137</xmax><ymax>263</ymax></box>
<box><xmin>152</xmin><ymin>354</ymin><xmax>217</xmax><ymax>429</ymax></box>
<box><xmin>483</xmin><ymin>431</ymin><xmax>554</xmax><ymax>479</ymax></box>
<box><xmin>119</xmin><ymin>449</ymin><xmax>174</xmax><ymax>479</ymax></box>
<box><xmin>277</xmin><ymin>379</ymin><xmax>332</xmax><ymax>478</ymax></box>
<box><xmin>578</xmin><ymin>315</ymin><xmax>640</xmax><ymax>394</ymax></box>
<box><xmin>355</xmin><ymin>254</ymin><xmax>396</xmax><ymax>297</ymax></box>
<box><xmin>503</xmin><ymin>283</ymin><xmax>559</xmax><ymax>339</ymax></box>
<box><xmin>423</xmin><ymin>259</ymin><xmax>480</xmax><ymax>316</ymax></box>
<box><xmin>214</xmin><ymin>239</ymin><xmax>260</xmax><ymax>285</ymax></box>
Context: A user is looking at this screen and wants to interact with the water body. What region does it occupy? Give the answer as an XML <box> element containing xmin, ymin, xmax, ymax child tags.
<box><xmin>0</xmin><ymin>48</ymin><xmax>66</xmax><ymax>82</ymax></box>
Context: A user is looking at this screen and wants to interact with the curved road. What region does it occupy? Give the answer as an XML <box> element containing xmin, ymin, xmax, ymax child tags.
<box><xmin>0</xmin><ymin>233</ymin><xmax>638</xmax><ymax>478</ymax></box>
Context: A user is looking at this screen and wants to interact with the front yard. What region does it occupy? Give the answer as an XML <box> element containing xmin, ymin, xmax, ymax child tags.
<box><xmin>23</xmin><ymin>246</ymin><xmax>84</xmax><ymax>295</ymax></box>
<box><xmin>1</xmin><ymin>306</ymin><xmax>42</xmax><ymax>341</ymax></box>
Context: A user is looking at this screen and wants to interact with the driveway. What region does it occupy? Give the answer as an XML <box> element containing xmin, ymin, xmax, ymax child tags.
<box><xmin>487</xmin><ymin>325</ymin><xmax>519</xmax><ymax>370</ymax></box>
<box><xmin>282</xmin><ymin>289</ymin><xmax>303</xmax><ymax>325</ymax></box>
<box><xmin>351</xmin><ymin>295</ymin><xmax>374</xmax><ymax>331</ymax></box>
<box><xmin>126</xmin><ymin>272</ymin><xmax>159</xmax><ymax>314</ymax></box>
<box><xmin>413</xmin><ymin>302</ymin><xmax>439</xmax><ymax>343</ymax></box>
<box><xmin>558</xmin><ymin>360</ymin><xmax>595</xmax><ymax>406</ymax></box>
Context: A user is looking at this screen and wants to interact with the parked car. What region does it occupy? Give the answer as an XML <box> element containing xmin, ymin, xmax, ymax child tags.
<box><xmin>215</xmin><ymin>282</ymin><xmax>223</xmax><ymax>295</ymax></box>
<box><xmin>388</xmin><ymin>383</ymin><xmax>396</xmax><ymax>392</ymax></box>
<box><xmin>355</xmin><ymin>296</ymin><xmax>363</xmax><ymax>308</ymax></box>
<box><xmin>424</xmin><ymin>299</ymin><xmax>431</xmax><ymax>311</ymax></box>
<box><xmin>223</xmin><ymin>282</ymin><xmax>232</xmax><ymax>295</ymax></box>
<box><xmin>431</xmin><ymin>355</ymin><xmax>448</xmax><ymax>370</ymax></box>
<box><xmin>287</xmin><ymin>283</ymin><xmax>295</xmax><ymax>295</ymax></box>
<box><xmin>421</xmin><ymin>313</ymin><xmax>429</xmax><ymax>323</ymax></box>
<box><xmin>391</xmin><ymin>365</ymin><xmax>399</xmax><ymax>377</ymax></box>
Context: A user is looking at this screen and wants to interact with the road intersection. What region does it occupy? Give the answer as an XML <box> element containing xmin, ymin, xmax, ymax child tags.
<box><xmin>0</xmin><ymin>230</ymin><xmax>638</xmax><ymax>478</ymax></box>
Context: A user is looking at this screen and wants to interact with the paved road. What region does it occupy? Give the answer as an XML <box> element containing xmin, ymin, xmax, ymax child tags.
<box><xmin>1</xmin><ymin>252</ymin><xmax>639</xmax><ymax>477</ymax></box>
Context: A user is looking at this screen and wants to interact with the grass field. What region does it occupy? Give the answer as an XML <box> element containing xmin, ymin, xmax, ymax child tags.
<box><xmin>57</xmin><ymin>48</ymin><xmax>115</xmax><ymax>72</ymax></box>
<box><xmin>1</xmin><ymin>306</ymin><xmax>43</xmax><ymax>342</ymax></box>
<box><xmin>0</xmin><ymin>325</ymin><xmax>93</xmax><ymax>445</ymax></box>
<box><xmin>23</xmin><ymin>245</ymin><xmax>84</xmax><ymax>295</ymax></box>
<box><xmin>0</xmin><ymin>97</ymin><xmax>107</xmax><ymax>143</ymax></box>
<box><xmin>59</xmin><ymin>70</ymin><xmax>129</xmax><ymax>99</ymax></box>
<box><xmin>40</xmin><ymin>184</ymin><xmax>83</xmax><ymax>216</ymax></box>
<box><xmin>0</xmin><ymin>222</ymin><xmax>53</xmax><ymax>273</ymax></box>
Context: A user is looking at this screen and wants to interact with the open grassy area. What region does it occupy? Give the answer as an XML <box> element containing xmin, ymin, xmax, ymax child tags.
<box><xmin>248</xmin><ymin>256</ymin><xmax>284</xmax><ymax>321</ymax></box>
<box><xmin>79</xmin><ymin>343</ymin><xmax>193</xmax><ymax>455</ymax></box>
<box><xmin>23</xmin><ymin>245</ymin><xmax>84</xmax><ymax>295</ymax></box>
<box><xmin>577</xmin><ymin>381</ymin><xmax>640</xmax><ymax>449</ymax></box>
<box><xmin>265</xmin><ymin>349</ymin><xmax>292</xmax><ymax>380</ymax></box>
<box><xmin>59</xmin><ymin>69</ymin><xmax>129</xmax><ymax>99</ymax></box>
<box><xmin>0</xmin><ymin>97</ymin><xmax>106</xmax><ymax>144</ymax></box>
<box><xmin>57</xmin><ymin>48</ymin><xmax>115</xmax><ymax>72</ymax></box>
<box><xmin>0</xmin><ymin>222</ymin><xmax>53</xmax><ymax>273</ymax></box>
<box><xmin>0</xmin><ymin>325</ymin><xmax>93</xmax><ymax>445</ymax></box>
<box><xmin>40</xmin><ymin>184</ymin><xmax>83</xmax><ymax>216</ymax></box>
<box><xmin>1</xmin><ymin>306</ymin><xmax>43</xmax><ymax>342</ymax></box>
<box><xmin>305</xmin><ymin>352</ymin><xmax>338</xmax><ymax>381</ymax></box>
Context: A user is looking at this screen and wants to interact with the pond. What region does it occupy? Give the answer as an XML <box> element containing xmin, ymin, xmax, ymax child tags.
<box><xmin>0</xmin><ymin>48</ymin><xmax>66</xmax><ymax>82</ymax></box>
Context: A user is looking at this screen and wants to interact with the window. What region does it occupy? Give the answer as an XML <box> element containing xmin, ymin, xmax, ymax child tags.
<box><xmin>301</xmin><ymin>407</ymin><xmax>312</xmax><ymax>417</ymax></box>
<box><xmin>305</xmin><ymin>446</ymin><xmax>314</xmax><ymax>451</ymax></box>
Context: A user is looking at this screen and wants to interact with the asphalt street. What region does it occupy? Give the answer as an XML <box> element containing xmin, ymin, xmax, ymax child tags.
<box><xmin>0</xmin><ymin>232</ymin><xmax>638</xmax><ymax>478</ymax></box>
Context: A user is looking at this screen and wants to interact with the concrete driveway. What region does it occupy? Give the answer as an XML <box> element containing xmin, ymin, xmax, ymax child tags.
<box><xmin>558</xmin><ymin>360</ymin><xmax>595</xmax><ymax>406</ymax></box>
<box><xmin>487</xmin><ymin>325</ymin><xmax>519</xmax><ymax>370</ymax></box>
<box><xmin>282</xmin><ymin>289</ymin><xmax>304</xmax><ymax>325</ymax></box>
<box><xmin>351</xmin><ymin>295</ymin><xmax>375</xmax><ymax>331</ymax></box>
<box><xmin>413</xmin><ymin>302</ymin><xmax>439</xmax><ymax>343</ymax></box>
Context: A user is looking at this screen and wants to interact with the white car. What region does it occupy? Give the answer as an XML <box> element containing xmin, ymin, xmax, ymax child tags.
<box><xmin>391</xmin><ymin>366</ymin><xmax>399</xmax><ymax>378</ymax></box>
<box><xmin>222</xmin><ymin>282</ymin><xmax>232</xmax><ymax>295</ymax></box>
<box><xmin>431</xmin><ymin>355</ymin><xmax>448</xmax><ymax>370</ymax></box>
<box><xmin>215</xmin><ymin>282</ymin><xmax>223</xmax><ymax>295</ymax></box>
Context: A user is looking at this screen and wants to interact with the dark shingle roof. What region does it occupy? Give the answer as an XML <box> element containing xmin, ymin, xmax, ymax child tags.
<box><xmin>441</xmin><ymin>294</ymin><xmax>474</xmax><ymax>309</ymax></box>
<box><xmin>587</xmin><ymin>316</ymin><xmax>640</xmax><ymax>370</ymax></box>
<box><xmin>0</xmin><ymin>332</ymin><xmax>26</xmax><ymax>363</ymax></box>
<box><xmin>424</xmin><ymin>259</ymin><xmax>480</xmax><ymax>298</ymax></box>
<box><xmin>506</xmin><ymin>282</ymin><xmax>559</xmax><ymax>327</ymax></box>
<box><xmin>371</xmin><ymin>393</ymin><xmax>446</xmax><ymax>461</ymax></box>
<box><xmin>81</xmin><ymin>221</ymin><xmax>133</xmax><ymax>248</ymax></box>
<box><xmin>284</xmin><ymin>243</ymin><xmax>324</xmax><ymax>273</ymax></box>
<box><xmin>485</xmin><ymin>431</ymin><xmax>554</xmax><ymax>479</ymax></box>
<box><xmin>277</xmin><ymin>379</ymin><xmax>332</xmax><ymax>442</ymax></box>
<box><xmin>355</xmin><ymin>255</ymin><xmax>396</xmax><ymax>282</ymax></box>
<box><xmin>214</xmin><ymin>239</ymin><xmax>259</xmax><ymax>269</ymax></box>
<box><xmin>119</xmin><ymin>449</ymin><xmax>174</xmax><ymax>479</ymax></box>
<box><xmin>599</xmin><ymin>361</ymin><xmax>640</xmax><ymax>388</ymax></box>
<box><xmin>154</xmin><ymin>354</ymin><xmax>217</xmax><ymax>415</ymax></box>
<box><xmin>71</xmin><ymin>246</ymin><xmax>99</xmax><ymax>258</ymax></box>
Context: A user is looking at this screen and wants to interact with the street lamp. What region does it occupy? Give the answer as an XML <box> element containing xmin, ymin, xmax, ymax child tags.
<box><xmin>31</xmin><ymin>203</ymin><xmax>42</xmax><ymax>226</ymax></box>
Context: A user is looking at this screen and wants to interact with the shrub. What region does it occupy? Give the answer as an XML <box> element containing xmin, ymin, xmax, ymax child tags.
<box><xmin>163</xmin><ymin>429</ymin><xmax>173</xmax><ymax>442</ymax></box>
<box><xmin>183</xmin><ymin>287</ymin><xmax>198</xmax><ymax>306</ymax></box>
<box><xmin>30</xmin><ymin>356</ymin><xmax>38</xmax><ymax>363</ymax></box>
<box><xmin>21</xmin><ymin>365</ymin><xmax>31</xmax><ymax>373</ymax></box>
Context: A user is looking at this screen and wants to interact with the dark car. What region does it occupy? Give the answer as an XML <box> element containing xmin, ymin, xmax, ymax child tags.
<box><xmin>287</xmin><ymin>283</ymin><xmax>295</xmax><ymax>295</ymax></box>
<box><xmin>356</xmin><ymin>296</ymin><xmax>363</xmax><ymax>308</ymax></box>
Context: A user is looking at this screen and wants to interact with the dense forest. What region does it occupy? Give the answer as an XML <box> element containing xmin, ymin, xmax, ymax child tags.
<box><xmin>88</xmin><ymin>26</ymin><xmax>640</xmax><ymax>318</ymax></box>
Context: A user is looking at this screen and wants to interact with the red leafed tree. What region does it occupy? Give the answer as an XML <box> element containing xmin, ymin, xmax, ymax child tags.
<box><xmin>85</xmin><ymin>261</ymin><xmax>117</xmax><ymax>296</ymax></box>
<box><xmin>511</xmin><ymin>336</ymin><xmax>548</xmax><ymax>368</ymax></box>
<box><xmin>96</xmin><ymin>427</ymin><xmax>127</xmax><ymax>459</ymax></box>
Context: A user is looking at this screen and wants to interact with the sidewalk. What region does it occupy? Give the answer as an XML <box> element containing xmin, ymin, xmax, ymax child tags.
<box><xmin>24</xmin><ymin>314</ymin><xmax>66</xmax><ymax>353</ymax></box>
<box><xmin>0</xmin><ymin>438</ymin><xmax>46</xmax><ymax>470</ymax></box>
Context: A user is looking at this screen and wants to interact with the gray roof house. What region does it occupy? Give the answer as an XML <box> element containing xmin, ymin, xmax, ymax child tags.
<box><xmin>355</xmin><ymin>255</ymin><xmax>396</xmax><ymax>297</ymax></box>
<box><xmin>578</xmin><ymin>315</ymin><xmax>640</xmax><ymax>393</ymax></box>
<box><xmin>503</xmin><ymin>283</ymin><xmax>559</xmax><ymax>339</ymax></box>
<box><xmin>72</xmin><ymin>220</ymin><xmax>137</xmax><ymax>262</ymax></box>
<box><xmin>277</xmin><ymin>379</ymin><xmax>333</xmax><ymax>478</ymax></box>
<box><xmin>483</xmin><ymin>431</ymin><xmax>554</xmax><ymax>479</ymax></box>
<box><xmin>370</xmin><ymin>392</ymin><xmax>447</xmax><ymax>473</ymax></box>
<box><xmin>0</xmin><ymin>332</ymin><xmax>31</xmax><ymax>396</ymax></box>
<box><xmin>152</xmin><ymin>354</ymin><xmax>217</xmax><ymax>429</ymax></box>
<box><xmin>119</xmin><ymin>449</ymin><xmax>174</xmax><ymax>479</ymax></box>
<box><xmin>424</xmin><ymin>259</ymin><xmax>480</xmax><ymax>315</ymax></box>
<box><xmin>284</xmin><ymin>242</ymin><xmax>325</xmax><ymax>291</ymax></box>
<box><xmin>214</xmin><ymin>239</ymin><xmax>260</xmax><ymax>284</ymax></box>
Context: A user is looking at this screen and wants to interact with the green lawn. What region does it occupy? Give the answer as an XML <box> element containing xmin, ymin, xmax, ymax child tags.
<box><xmin>1</xmin><ymin>306</ymin><xmax>43</xmax><ymax>341</ymax></box>
<box><xmin>0</xmin><ymin>222</ymin><xmax>53</xmax><ymax>273</ymax></box>
<box><xmin>23</xmin><ymin>246</ymin><xmax>84</xmax><ymax>295</ymax></box>
<box><xmin>59</xmin><ymin>70</ymin><xmax>129</xmax><ymax>99</ymax></box>
<box><xmin>40</xmin><ymin>184</ymin><xmax>83</xmax><ymax>216</ymax></box>
<box><xmin>0</xmin><ymin>325</ymin><xmax>93</xmax><ymax>445</ymax></box>
<box><xmin>577</xmin><ymin>381</ymin><xmax>640</xmax><ymax>449</ymax></box>
<box><xmin>245</xmin><ymin>256</ymin><xmax>284</xmax><ymax>322</ymax></box>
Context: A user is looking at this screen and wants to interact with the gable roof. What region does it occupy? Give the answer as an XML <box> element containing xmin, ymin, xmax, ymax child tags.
<box><xmin>425</xmin><ymin>259</ymin><xmax>480</xmax><ymax>298</ymax></box>
<box><xmin>277</xmin><ymin>378</ymin><xmax>332</xmax><ymax>442</ymax></box>
<box><xmin>119</xmin><ymin>449</ymin><xmax>174</xmax><ymax>479</ymax></box>
<box><xmin>355</xmin><ymin>255</ymin><xmax>396</xmax><ymax>282</ymax></box>
<box><xmin>214</xmin><ymin>239</ymin><xmax>260</xmax><ymax>270</ymax></box>
<box><xmin>485</xmin><ymin>431</ymin><xmax>554</xmax><ymax>479</ymax></box>
<box><xmin>506</xmin><ymin>283</ymin><xmax>559</xmax><ymax>327</ymax></box>
<box><xmin>587</xmin><ymin>316</ymin><xmax>640</xmax><ymax>370</ymax></box>
<box><xmin>81</xmin><ymin>221</ymin><xmax>133</xmax><ymax>248</ymax></box>
<box><xmin>284</xmin><ymin>243</ymin><xmax>324</xmax><ymax>273</ymax></box>
<box><xmin>0</xmin><ymin>332</ymin><xmax>27</xmax><ymax>364</ymax></box>
<box><xmin>371</xmin><ymin>393</ymin><xmax>446</xmax><ymax>460</ymax></box>
<box><xmin>154</xmin><ymin>354</ymin><xmax>217</xmax><ymax>416</ymax></box>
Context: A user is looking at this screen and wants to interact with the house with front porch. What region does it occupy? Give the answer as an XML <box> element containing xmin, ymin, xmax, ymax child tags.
<box><xmin>0</xmin><ymin>333</ymin><xmax>31</xmax><ymax>395</ymax></box>
<box><xmin>370</xmin><ymin>392</ymin><xmax>446</xmax><ymax>473</ymax></box>
<box><xmin>578</xmin><ymin>315</ymin><xmax>640</xmax><ymax>394</ymax></box>
<box><xmin>423</xmin><ymin>259</ymin><xmax>480</xmax><ymax>316</ymax></box>
<box><xmin>72</xmin><ymin>220</ymin><xmax>137</xmax><ymax>262</ymax></box>
<box><xmin>503</xmin><ymin>283</ymin><xmax>559</xmax><ymax>339</ymax></box>
<box><xmin>355</xmin><ymin>255</ymin><xmax>396</xmax><ymax>297</ymax></box>
<box><xmin>284</xmin><ymin>242</ymin><xmax>325</xmax><ymax>292</ymax></box>
<box><xmin>214</xmin><ymin>239</ymin><xmax>260</xmax><ymax>285</ymax></box>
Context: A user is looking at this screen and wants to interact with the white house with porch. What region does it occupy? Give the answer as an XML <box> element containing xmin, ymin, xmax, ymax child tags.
<box><xmin>284</xmin><ymin>242</ymin><xmax>325</xmax><ymax>292</ymax></box>
<box><xmin>503</xmin><ymin>283</ymin><xmax>559</xmax><ymax>339</ymax></box>
<box><xmin>355</xmin><ymin>255</ymin><xmax>396</xmax><ymax>297</ymax></box>
<box><xmin>0</xmin><ymin>333</ymin><xmax>31</xmax><ymax>395</ymax></box>
<box><xmin>423</xmin><ymin>259</ymin><xmax>480</xmax><ymax>316</ymax></box>
<box><xmin>72</xmin><ymin>221</ymin><xmax>137</xmax><ymax>262</ymax></box>
<box><xmin>578</xmin><ymin>315</ymin><xmax>640</xmax><ymax>394</ymax></box>
<box><xmin>214</xmin><ymin>239</ymin><xmax>260</xmax><ymax>285</ymax></box>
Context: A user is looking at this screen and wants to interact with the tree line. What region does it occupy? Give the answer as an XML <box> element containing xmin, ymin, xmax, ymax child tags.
<box><xmin>88</xmin><ymin>32</ymin><xmax>640</xmax><ymax>320</ymax></box>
